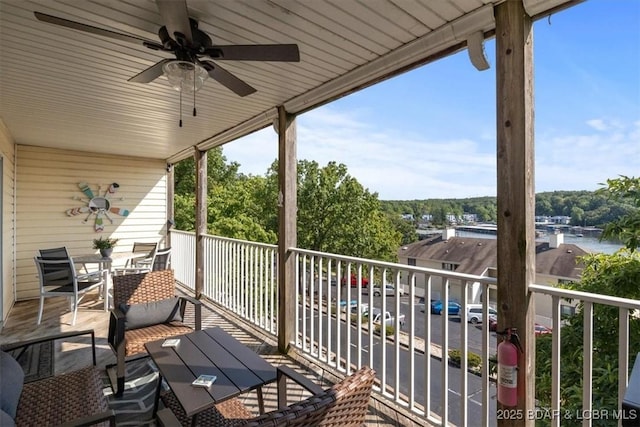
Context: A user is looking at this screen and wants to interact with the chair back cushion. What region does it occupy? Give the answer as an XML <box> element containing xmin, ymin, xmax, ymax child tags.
<box><xmin>245</xmin><ymin>366</ymin><xmax>376</xmax><ymax>426</ymax></box>
<box><xmin>119</xmin><ymin>297</ymin><xmax>182</xmax><ymax>330</ymax></box>
<box><xmin>113</xmin><ymin>269</ymin><xmax>176</xmax><ymax>306</ymax></box>
<box><xmin>36</xmin><ymin>247</ymin><xmax>74</xmax><ymax>284</ymax></box>
<box><xmin>0</xmin><ymin>351</ymin><xmax>24</xmax><ymax>420</ymax></box>
<box><xmin>34</xmin><ymin>257</ymin><xmax>74</xmax><ymax>287</ymax></box>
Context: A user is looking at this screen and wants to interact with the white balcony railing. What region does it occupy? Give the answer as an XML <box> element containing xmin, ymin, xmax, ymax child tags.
<box><xmin>171</xmin><ymin>231</ymin><xmax>640</xmax><ymax>426</ymax></box>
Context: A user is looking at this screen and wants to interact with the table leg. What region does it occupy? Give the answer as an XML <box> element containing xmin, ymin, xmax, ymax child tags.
<box><xmin>103</xmin><ymin>266</ymin><xmax>109</xmax><ymax>312</ymax></box>
<box><xmin>257</xmin><ymin>386</ymin><xmax>266</xmax><ymax>414</ymax></box>
<box><xmin>102</xmin><ymin>260</ymin><xmax>113</xmax><ymax>312</ymax></box>
<box><xmin>153</xmin><ymin>373</ymin><xmax>163</xmax><ymax>418</ymax></box>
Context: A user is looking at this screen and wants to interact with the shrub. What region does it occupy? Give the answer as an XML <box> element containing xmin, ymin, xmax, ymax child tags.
<box><xmin>448</xmin><ymin>349</ymin><xmax>482</xmax><ymax>368</ymax></box>
<box><xmin>374</xmin><ymin>324</ymin><xmax>395</xmax><ymax>335</ymax></box>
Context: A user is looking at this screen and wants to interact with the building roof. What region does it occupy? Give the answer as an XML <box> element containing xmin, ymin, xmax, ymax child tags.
<box><xmin>399</xmin><ymin>235</ymin><xmax>590</xmax><ymax>279</ymax></box>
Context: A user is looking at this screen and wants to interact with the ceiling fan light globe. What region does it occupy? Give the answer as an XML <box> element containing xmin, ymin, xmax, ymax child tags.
<box><xmin>162</xmin><ymin>60</ymin><xmax>208</xmax><ymax>93</ymax></box>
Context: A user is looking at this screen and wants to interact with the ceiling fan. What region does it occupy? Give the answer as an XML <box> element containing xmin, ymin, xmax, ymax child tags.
<box><xmin>34</xmin><ymin>0</ymin><xmax>300</xmax><ymax>97</ymax></box>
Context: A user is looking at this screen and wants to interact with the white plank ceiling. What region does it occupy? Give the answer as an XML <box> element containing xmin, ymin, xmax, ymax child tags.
<box><xmin>0</xmin><ymin>0</ymin><xmax>580</xmax><ymax>162</ymax></box>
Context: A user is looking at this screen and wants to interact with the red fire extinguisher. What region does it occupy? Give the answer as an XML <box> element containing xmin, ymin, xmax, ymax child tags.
<box><xmin>497</xmin><ymin>328</ymin><xmax>523</xmax><ymax>407</ymax></box>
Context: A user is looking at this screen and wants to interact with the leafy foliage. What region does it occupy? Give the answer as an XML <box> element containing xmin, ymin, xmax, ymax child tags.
<box><xmin>174</xmin><ymin>151</ymin><xmax>401</xmax><ymax>261</ymax></box>
<box><xmin>448</xmin><ymin>349</ymin><xmax>482</xmax><ymax>368</ymax></box>
<box><xmin>92</xmin><ymin>236</ymin><xmax>118</xmax><ymax>249</ymax></box>
<box><xmin>380</xmin><ymin>188</ymin><xmax>633</xmax><ymax>228</ymax></box>
<box><xmin>535</xmin><ymin>176</ymin><xmax>640</xmax><ymax>426</ymax></box>
<box><xmin>596</xmin><ymin>175</ymin><xmax>640</xmax><ymax>251</ymax></box>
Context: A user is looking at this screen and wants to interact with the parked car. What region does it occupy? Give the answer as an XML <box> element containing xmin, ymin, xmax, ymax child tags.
<box><xmin>372</xmin><ymin>283</ymin><xmax>403</xmax><ymax>297</ymax></box>
<box><xmin>350</xmin><ymin>302</ymin><xmax>369</xmax><ymax>315</ymax></box>
<box><xmin>466</xmin><ymin>305</ymin><xmax>498</xmax><ymax>324</ymax></box>
<box><xmin>488</xmin><ymin>314</ymin><xmax>498</xmax><ymax>331</ymax></box>
<box><xmin>338</xmin><ymin>299</ymin><xmax>357</xmax><ymax>311</ymax></box>
<box><xmin>535</xmin><ymin>323</ymin><xmax>552</xmax><ymax>335</ymax></box>
<box><xmin>340</xmin><ymin>274</ymin><xmax>369</xmax><ymax>288</ymax></box>
<box><xmin>430</xmin><ymin>300</ymin><xmax>461</xmax><ymax>315</ymax></box>
<box><xmin>364</xmin><ymin>307</ymin><xmax>405</xmax><ymax>328</ymax></box>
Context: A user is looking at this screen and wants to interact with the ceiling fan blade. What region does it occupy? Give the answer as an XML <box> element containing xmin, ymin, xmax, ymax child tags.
<box><xmin>34</xmin><ymin>11</ymin><xmax>164</xmax><ymax>50</ymax></box>
<box><xmin>206</xmin><ymin>44</ymin><xmax>300</xmax><ymax>62</ymax></box>
<box><xmin>200</xmin><ymin>61</ymin><xmax>256</xmax><ymax>97</ymax></box>
<box><xmin>128</xmin><ymin>59</ymin><xmax>173</xmax><ymax>83</ymax></box>
<box><xmin>156</xmin><ymin>0</ymin><xmax>193</xmax><ymax>45</ymax></box>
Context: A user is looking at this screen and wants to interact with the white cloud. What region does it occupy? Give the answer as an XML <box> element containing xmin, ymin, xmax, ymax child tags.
<box><xmin>223</xmin><ymin>106</ymin><xmax>637</xmax><ymax>200</ymax></box>
<box><xmin>586</xmin><ymin>119</ymin><xmax>608</xmax><ymax>131</ymax></box>
<box><xmin>224</xmin><ymin>106</ymin><xmax>497</xmax><ymax>199</ymax></box>
<box><xmin>535</xmin><ymin>121</ymin><xmax>639</xmax><ymax>192</ymax></box>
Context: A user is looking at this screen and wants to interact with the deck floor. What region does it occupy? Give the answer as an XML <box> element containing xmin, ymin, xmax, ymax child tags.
<box><xmin>0</xmin><ymin>288</ymin><xmax>425</xmax><ymax>426</ymax></box>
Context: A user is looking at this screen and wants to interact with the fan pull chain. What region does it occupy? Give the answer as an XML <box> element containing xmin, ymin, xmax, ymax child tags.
<box><xmin>179</xmin><ymin>90</ymin><xmax>183</xmax><ymax>128</ymax></box>
<box><xmin>193</xmin><ymin>67</ymin><xmax>197</xmax><ymax>117</ymax></box>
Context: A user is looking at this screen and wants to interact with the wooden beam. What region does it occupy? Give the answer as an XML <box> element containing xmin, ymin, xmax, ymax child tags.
<box><xmin>495</xmin><ymin>1</ymin><xmax>536</xmax><ymax>426</ymax></box>
<box><xmin>277</xmin><ymin>106</ymin><xmax>297</xmax><ymax>353</ymax></box>
<box><xmin>166</xmin><ymin>162</ymin><xmax>174</xmax><ymax>248</ymax></box>
<box><xmin>194</xmin><ymin>148</ymin><xmax>207</xmax><ymax>300</ymax></box>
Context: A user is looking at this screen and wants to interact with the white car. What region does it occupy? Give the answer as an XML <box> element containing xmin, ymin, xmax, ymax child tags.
<box><xmin>372</xmin><ymin>284</ymin><xmax>403</xmax><ymax>297</ymax></box>
<box><xmin>466</xmin><ymin>305</ymin><xmax>498</xmax><ymax>324</ymax></box>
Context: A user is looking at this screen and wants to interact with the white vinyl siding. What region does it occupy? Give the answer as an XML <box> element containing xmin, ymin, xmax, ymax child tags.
<box><xmin>15</xmin><ymin>145</ymin><xmax>167</xmax><ymax>300</ymax></box>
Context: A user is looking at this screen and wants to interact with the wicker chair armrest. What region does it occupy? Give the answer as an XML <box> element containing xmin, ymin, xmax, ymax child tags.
<box><xmin>178</xmin><ymin>295</ymin><xmax>202</xmax><ymax>330</ymax></box>
<box><xmin>59</xmin><ymin>409</ymin><xmax>116</xmax><ymax>427</ymax></box>
<box><xmin>107</xmin><ymin>308</ymin><xmax>126</xmax><ymax>350</ymax></box>
<box><xmin>156</xmin><ymin>408</ymin><xmax>182</xmax><ymax>427</ymax></box>
<box><xmin>276</xmin><ymin>365</ymin><xmax>324</xmax><ymax>409</ymax></box>
<box><xmin>0</xmin><ymin>329</ymin><xmax>97</xmax><ymax>365</ymax></box>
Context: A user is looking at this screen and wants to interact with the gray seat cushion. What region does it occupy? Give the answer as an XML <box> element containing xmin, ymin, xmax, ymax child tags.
<box><xmin>0</xmin><ymin>351</ymin><xmax>25</xmax><ymax>420</ymax></box>
<box><xmin>120</xmin><ymin>297</ymin><xmax>181</xmax><ymax>330</ymax></box>
<box><xmin>0</xmin><ymin>409</ymin><xmax>16</xmax><ymax>427</ymax></box>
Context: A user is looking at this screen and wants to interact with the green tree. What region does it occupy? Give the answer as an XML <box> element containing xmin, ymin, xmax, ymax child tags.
<box><xmin>570</xmin><ymin>206</ymin><xmax>584</xmax><ymax>225</ymax></box>
<box><xmin>388</xmin><ymin>215</ymin><xmax>418</xmax><ymax>245</ymax></box>
<box><xmin>535</xmin><ymin>176</ymin><xmax>640</xmax><ymax>426</ymax></box>
<box><xmin>597</xmin><ymin>176</ymin><xmax>640</xmax><ymax>251</ymax></box>
<box><xmin>266</xmin><ymin>160</ymin><xmax>401</xmax><ymax>261</ymax></box>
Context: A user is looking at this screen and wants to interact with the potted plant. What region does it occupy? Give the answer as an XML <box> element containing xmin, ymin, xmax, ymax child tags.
<box><xmin>92</xmin><ymin>236</ymin><xmax>119</xmax><ymax>257</ymax></box>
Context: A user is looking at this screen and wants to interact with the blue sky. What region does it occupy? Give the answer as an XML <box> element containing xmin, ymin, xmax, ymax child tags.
<box><xmin>223</xmin><ymin>0</ymin><xmax>639</xmax><ymax>200</ymax></box>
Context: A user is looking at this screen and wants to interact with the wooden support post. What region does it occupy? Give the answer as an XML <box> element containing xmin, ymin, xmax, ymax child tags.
<box><xmin>277</xmin><ymin>106</ymin><xmax>297</xmax><ymax>353</ymax></box>
<box><xmin>195</xmin><ymin>148</ymin><xmax>207</xmax><ymax>300</ymax></box>
<box><xmin>495</xmin><ymin>1</ymin><xmax>535</xmax><ymax>425</ymax></box>
<box><xmin>166</xmin><ymin>162</ymin><xmax>174</xmax><ymax>248</ymax></box>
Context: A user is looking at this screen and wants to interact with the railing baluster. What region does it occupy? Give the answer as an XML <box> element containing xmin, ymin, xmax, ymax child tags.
<box><xmin>583</xmin><ymin>301</ymin><xmax>593</xmax><ymax>427</ymax></box>
<box><xmin>551</xmin><ymin>295</ymin><xmax>561</xmax><ymax>427</ymax></box>
<box><xmin>442</xmin><ymin>277</ymin><xmax>449</xmax><ymax>426</ymax></box>
<box><xmin>619</xmin><ymin>307</ymin><xmax>630</xmax><ymax>420</ymax></box>
<box><xmin>425</xmin><ymin>273</ymin><xmax>432</xmax><ymax>420</ymax></box>
<box><xmin>460</xmin><ymin>281</ymin><xmax>468</xmax><ymax>427</ymax></box>
<box><xmin>481</xmin><ymin>283</ymin><xmax>490</xmax><ymax>427</ymax></box>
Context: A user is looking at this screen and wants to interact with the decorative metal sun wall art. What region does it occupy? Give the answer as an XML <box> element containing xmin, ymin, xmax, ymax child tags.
<box><xmin>66</xmin><ymin>182</ymin><xmax>129</xmax><ymax>232</ymax></box>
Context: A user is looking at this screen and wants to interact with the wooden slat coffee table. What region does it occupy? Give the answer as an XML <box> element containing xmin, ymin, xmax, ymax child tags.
<box><xmin>145</xmin><ymin>327</ymin><xmax>277</xmax><ymax>421</ymax></box>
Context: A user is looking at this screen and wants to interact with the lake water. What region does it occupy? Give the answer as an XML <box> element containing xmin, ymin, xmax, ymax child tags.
<box><xmin>455</xmin><ymin>231</ymin><xmax>623</xmax><ymax>254</ymax></box>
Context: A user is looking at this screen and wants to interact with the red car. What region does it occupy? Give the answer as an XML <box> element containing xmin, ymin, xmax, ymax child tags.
<box><xmin>340</xmin><ymin>274</ymin><xmax>369</xmax><ymax>288</ymax></box>
<box><xmin>488</xmin><ymin>315</ymin><xmax>498</xmax><ymax>331</ymax></box>
<box><xmin>535</xmin><ymin>324</ymin><xmax>552</xmax><ymax>335</ymax></box>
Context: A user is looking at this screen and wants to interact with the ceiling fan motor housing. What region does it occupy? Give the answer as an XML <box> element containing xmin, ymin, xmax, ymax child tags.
<box><xmin>158</xmin><ymin>17</ymin><xmax>214</xmax><ymax>62</ymax></box>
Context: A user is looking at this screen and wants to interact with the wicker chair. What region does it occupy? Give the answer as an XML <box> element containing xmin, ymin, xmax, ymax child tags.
<box><xmin>107</xmin><ymin>269</ymin><xmax>201</xmax><ymax>397</ymax></box>
<box><xmin>156</xmin><ymin>366</ymin><xmax>376</xmax><ymax>427</ymax></box>
<box><xmin>0</xmin><ymin>329</ymin><xmax>115</xmax><ymax>426</ymax></box>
